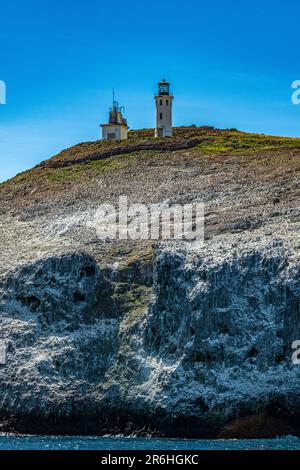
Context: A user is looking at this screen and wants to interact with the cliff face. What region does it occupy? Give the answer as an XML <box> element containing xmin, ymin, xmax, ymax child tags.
<box><xmin>146</xmin><ymin>237</ymin><xmax>300</xmax><ymax>426</ymax></box>
<box><xmin>1</xmin><ymin>127</ymin><xmax>300</xmax><ymax>437</ymax></box>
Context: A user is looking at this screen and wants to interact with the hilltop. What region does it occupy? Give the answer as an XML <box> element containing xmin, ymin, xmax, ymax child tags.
<box><xmin>1</xmin><ymin>126</ymin><xmax>300</xmax><ymax>234</ymax></box>
<box><xmin>1</xmin><ymin>126</ymin><xmax>300</xmax><ymax>437</ymax></box>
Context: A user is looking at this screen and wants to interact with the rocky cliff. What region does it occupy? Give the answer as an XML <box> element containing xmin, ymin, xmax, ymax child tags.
<box><xmin>1</xmin><ymin>126</ymin><xmax>300</xmax><ymax>437</ymax></box>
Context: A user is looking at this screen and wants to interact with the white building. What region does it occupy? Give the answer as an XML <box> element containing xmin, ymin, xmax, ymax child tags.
<box><xmin>101</xmin><ymin>98</ymin><xmax>129</xmax><ymax>140</ymax></box>
<box><xmin>155</xmin><ymin>79</ymin><xmax>173</xmax><ymax>137</ymax></box>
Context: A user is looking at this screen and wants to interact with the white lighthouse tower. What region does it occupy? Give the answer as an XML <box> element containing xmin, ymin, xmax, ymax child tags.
<box><xmin>155</xmin><ymin>79</ymin><xmax>173</xmax><ymax>137</ymax></box>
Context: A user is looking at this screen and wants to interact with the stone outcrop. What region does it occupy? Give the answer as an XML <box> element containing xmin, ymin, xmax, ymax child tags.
<box><xmin>0</xmin><ymin>231</ymin><xmax>300</xmax><ymax>437</ymax></box>
<box><xmin>1</xmin><ymin>126</ymin><xmax>300</xmax><ymax>437</ymax></box>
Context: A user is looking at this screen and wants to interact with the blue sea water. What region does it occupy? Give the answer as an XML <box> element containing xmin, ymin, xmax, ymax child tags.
<box><xmin>0</xmin><ymin>435</ymin><xmax>299</xmax><ymax>450</ymax></box>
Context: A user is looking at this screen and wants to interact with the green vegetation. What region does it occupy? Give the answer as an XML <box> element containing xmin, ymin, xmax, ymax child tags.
<box><xmin>46</xmin><ymin>134</ymin><xmax>157</xmax><ymax>167</ymax></box>
<box><xmin>2</xmin><ymin>127</ymin><xmax>300</xmax><ymax>190</ymax></box>
<box><xmin>108</xmin><ymin>246</ymin><xmax>154</xmax><ymax>331</ymax></box>
<box><xmin>1</xmin><ymin>153</ymin><xmax>134</xmax><ymax>187</ymax></box>
<box><xmin>117</xmin><ymin>246</ymin><xmax>154</xmax><ymax>270</ymax></box>
<box><xmin>46</xmin><ymin>153</ymin><xmax>133</xmax><ymax>183</ymax></box>
<box><xmin>120</xmin><ymin>285</ymin><xmax>152</xmax><ymax>331</ymax></box>
<box><xmin>196</xmin><ymin>131</ymin><xmax>300</xmax><ymax>155</ymax></box>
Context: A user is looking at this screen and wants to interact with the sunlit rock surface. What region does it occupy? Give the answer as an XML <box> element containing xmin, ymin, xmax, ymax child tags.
<box><xmin>1</xmin><ymin>127</ymin><xmax>300</xmax><ymax>436</ymax></box>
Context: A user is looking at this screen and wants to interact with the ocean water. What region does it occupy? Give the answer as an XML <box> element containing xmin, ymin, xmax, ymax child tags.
<box><xmin>0</xmin><ymin>435</ymin><xmax>299</xmax><ymax>450</ymax></box>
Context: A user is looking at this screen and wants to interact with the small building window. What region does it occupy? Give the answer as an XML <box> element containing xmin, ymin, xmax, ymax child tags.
<box><xmin>160</xmin><ymin>112</ymin><xmax>163</xmax><ymax>120</ymax></box>
<box><xmin>159</xmin><ymin>99</ymin><xmax>163</xmax><ymax>106</ymax></box>
<box><xmin>166</xmin><ymin>100</ymin><xmax>169</xmax><ymax>106</ymax></box>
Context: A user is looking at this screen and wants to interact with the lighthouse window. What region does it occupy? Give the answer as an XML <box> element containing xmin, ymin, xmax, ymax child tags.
<box><xmin>160</xmin><ymin>112</ymin><xmax>163</xmax><ymax>120</ymax></box>
<box><xmin>159</xmin><ymin>99</ymin><xmax>162</xmax><ymax>106</ymax></box>
<box><xmin>166</xmin><ymin>100</ymin><xmax>169</xmax><ymax>105</ymax></box>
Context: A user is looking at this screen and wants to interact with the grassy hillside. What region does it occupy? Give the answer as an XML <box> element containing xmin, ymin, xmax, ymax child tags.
<box><xmin>36</xmin><ymin>126</ymin><xmax>300</xmax><ymax>168</ymax></box>
<box><xmin>1</xmin><ymin>126</ymin><xmax>300</xmax><ymax>240</ymax></box>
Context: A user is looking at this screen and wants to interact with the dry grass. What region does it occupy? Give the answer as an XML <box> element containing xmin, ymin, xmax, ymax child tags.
<box><xmin>30</xmin><ymin>126</ymin><xmax>300</xmax><ymax>170</ymax></box>
<box><xmin>1</xmin><ymin>125</ymin><xmax>300</xmax><ymax>240</ymax></box>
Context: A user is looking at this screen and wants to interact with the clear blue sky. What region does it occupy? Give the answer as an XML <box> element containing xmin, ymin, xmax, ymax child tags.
<box><xmin>0</xmin><ymin>0</ymin><xmax>299</xmax><ymax>182</ymax></box>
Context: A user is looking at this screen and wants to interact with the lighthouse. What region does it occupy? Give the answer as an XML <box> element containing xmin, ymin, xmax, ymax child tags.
<box><xmin>155</xmin><ymin>79</ymin><xmax>173</xmax><ymax>137</ymax></box>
